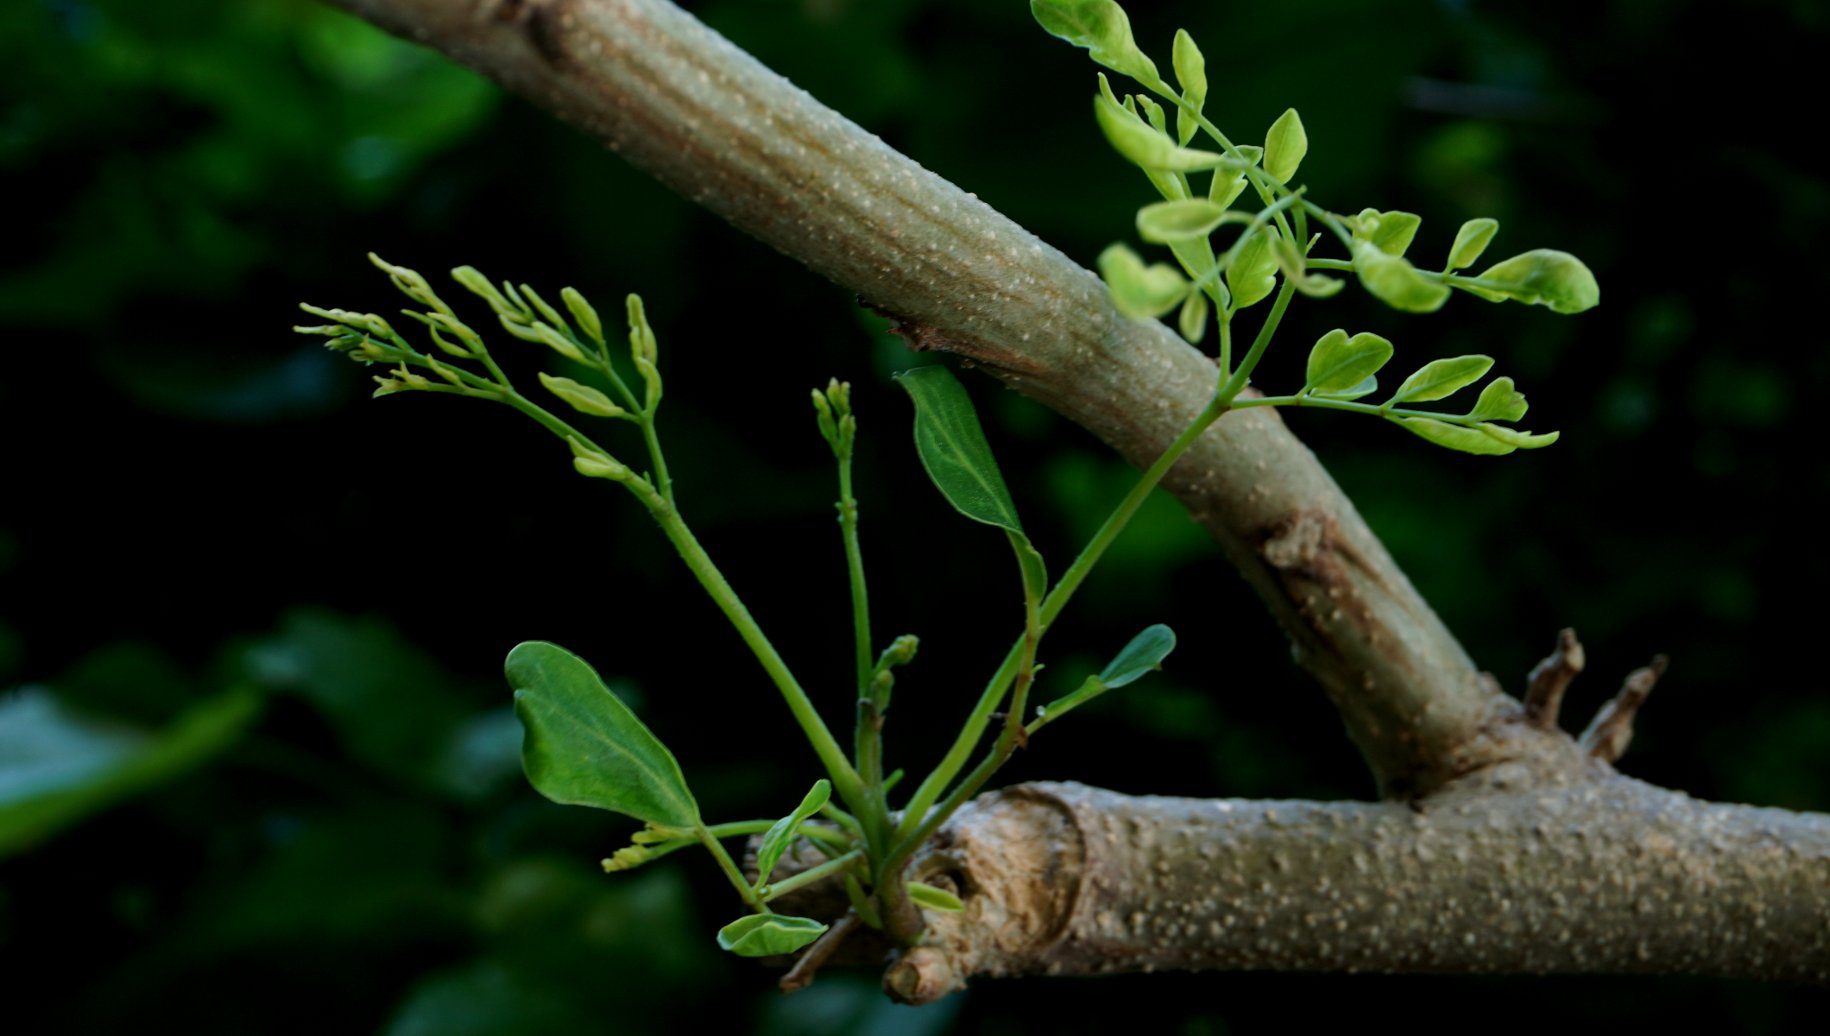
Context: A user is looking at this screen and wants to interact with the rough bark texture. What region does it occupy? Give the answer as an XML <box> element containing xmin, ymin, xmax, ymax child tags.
<box><xmin>883</xmin><ymin>778</ymin><xmax>1830</xmax><ymax>1001</ymax></box>
<box><xmin>319</xmin><ymin>0</ymin><xmax>1830</xmax><ymax>994</ymax></box>
<box><xmin>322</xmin><ymin>0</ymin><xmax>1550</xmax><ymax>798</ymax></box>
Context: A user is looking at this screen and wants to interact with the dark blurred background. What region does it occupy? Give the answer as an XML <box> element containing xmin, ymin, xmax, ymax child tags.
<box><xmin>2</xmin><ymin>0</ymin><xmax>1826</xmax><ymax>1031</ymax></box>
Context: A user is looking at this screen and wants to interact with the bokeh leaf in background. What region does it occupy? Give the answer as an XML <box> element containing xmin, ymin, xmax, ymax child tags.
<box><xmin>0</xmin><ymin>686</ymin><xmax>258</xmax><ymax>857</ymax></box>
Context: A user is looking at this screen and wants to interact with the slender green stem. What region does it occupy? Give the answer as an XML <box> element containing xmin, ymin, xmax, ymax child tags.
<box><xmin>892</xmin><ymin>378</ymin><xmax>1246</xmax><ymax>852</ymax></box>
<box><xmin>1218</xmin><ymin>277</ymin><xmax>1298</xmax><ymax>400</ymax></box>
<box><xmin>761</xmin><ymin>848</ymin><xmax>866</xmax><ymax>902</ymax></box>
<box><xmin>843</xmin><ymin>873</ymin><xmax>884</xmax><ymax>930</ymax></box>
<box><xmin>628</xmin><ymin>481</ymin><xmax>866</xmax><ymax>812</ymax></box>
<box><xmin>640</xmin><ymin>417</ymin><xmax>675</xmax><ymax>504</ymax></box>
<box><xmin>838</xmin><ymin>454</ymin><xmax>872</xmax><ymax>698</ymax></box>
<box><xmin>832</xmin><ymin>439</ymin><xmax>894</xmax><ymax>858</ymax></box>
<box><xmin>1234</xmin><ymin>394</ymin><xmax>1486</xmax><ymax>424</ymax></box>
<box><xmin>889</xmin><ymin>271</ymin><xmax>1303</xmax><ymax>864</ymax></box>
<box><xmin>699</xmin><ymin>826</ymin><xmax>765</xmax><ymax>910</ymax></box>
<box><xmin>1218</xmin><ymin>309</ymin><xmax>1233</xmax><ymax>380</ymax></box>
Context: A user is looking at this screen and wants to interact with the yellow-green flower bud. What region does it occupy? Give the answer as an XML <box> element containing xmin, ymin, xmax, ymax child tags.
<box><xmin>560</xmin><ymin>286</ymin><xmax>604</xmax><ymax>345</ymax></box>
<box><xmin>567</xmin><ymin>437</ymin><xmax>629</xmax><ymax>482</ymax></box>
<box><xmin>539</xmin><ymin>372</ymin><xmax>625</xmax><ymax>418</ymax></box>
<box><xmin>533</xmin><ymin>322</ymin><xmax>587</xmax><ymax>364</ymax></box>
<box><xmin>625</xmin><ymin>294</ymin><xmax>658</xmax><ymax>363</ymax></box>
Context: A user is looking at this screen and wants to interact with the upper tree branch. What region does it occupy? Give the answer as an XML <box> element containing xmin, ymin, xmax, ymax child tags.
<box><xmin>322</xmin><ymin>0</ymin><xmax>1561</xmax><ymax>795</ymax></box>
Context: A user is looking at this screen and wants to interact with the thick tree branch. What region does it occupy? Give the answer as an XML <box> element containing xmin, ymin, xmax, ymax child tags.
<box><xmin>878</xmin><ymin>778</ymin><xmax>1830</xmax><ymax>1001</ymax></box>
<box><xmin>322</xmin><ymin>0</ymin><xmax>1558</xmax><ymax>796</ymax></box>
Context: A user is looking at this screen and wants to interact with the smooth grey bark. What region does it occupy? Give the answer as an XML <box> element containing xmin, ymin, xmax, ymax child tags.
<box><xmin>318</xmin><ymin>0</ymin><xmax>1830</xmax><ymax>995</ymax></box>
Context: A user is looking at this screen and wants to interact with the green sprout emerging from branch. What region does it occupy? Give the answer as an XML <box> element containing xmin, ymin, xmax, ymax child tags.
<box><xmin>298</xmin><ymin>0</ymin><xmax>1599</xmax><ymax>991</ymax></box>
<box><xmin>296</xmin><ymin>253</ymin><xmax>1181</xmax><ymax>966</ymax></box>
<box><xmin>1036</xmin><ymin>0</ymin><xmax>1595</xmax><ymax>455</ymax></box>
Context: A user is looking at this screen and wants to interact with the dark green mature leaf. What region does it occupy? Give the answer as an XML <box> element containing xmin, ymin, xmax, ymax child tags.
<box><xmin>716</xmin><ymin>913</ymin><xmax>828</xmax><ymax>957</ymax></box>
<box><xmin>1466</xmin><ymin>249</ymin><xmax>1600</xmax><ymax>313</ymax></box>
<box><xmin>1389</xmin><ymin>355</ymin><xmax>1494</xmax><ymax>404</ymax></box>
<box><xmin>507</xmin><ymin>641</ymin><xmax>698</xmax><ymax>828</ymax></box>
<box><xmin>895</xmin><ymin>367</ymin><xmax>1026</xmax><ymax>534</ymax></box>
<box><xmin>1031</xmin><ymin>0</ymin><xmax>1159</xmax><ymax>84</ymax></box>
<box><xmin>1304</xmin><ymin>329</ymin><xmax>1392</xmax><ymax>395</ymax></box>
<box><xmin>1099</xmin><ymin>624</ymin><xmax>1177</xmax><ymax>688</ymax></box>
<box><xmin>753</xmin><ymin>779</ymin><xmax>831</xmax><ymax>889</ymax></box>
<box><xmin>1037</xmin><ymin>624</ymin><xmax>1177</xmax><ymax>727</ymax></box>
<box><xmin>0</xmin><ymin>687</ymin><xmax>259</xmax><ymax>857</ymax></box>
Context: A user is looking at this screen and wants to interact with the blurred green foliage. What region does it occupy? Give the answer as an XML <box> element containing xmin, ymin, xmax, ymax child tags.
<box><xmin>2</xmin><ymin>0</ymin><xmax>1826</xmax><ymax>1031</ymax></box>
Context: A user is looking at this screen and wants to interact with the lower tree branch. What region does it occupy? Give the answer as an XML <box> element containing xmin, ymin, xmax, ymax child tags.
<box><xmin>880</xmin><ymin>778</ymin><xmax>1830</xmax><ymax>1002</ymax></box>
<box><xmin>320</xmin><ymin>0</ymin><xmax>1548</xmax><ymax>796</ymax></box>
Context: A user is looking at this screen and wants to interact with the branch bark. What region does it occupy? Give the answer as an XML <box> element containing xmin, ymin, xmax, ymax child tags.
<box><xmin>322</xmin><ymin>0</ymin><xmax>1552</xmax><ymax>797</ymax></box>
<box><xmin>882</xmin><ymin>778</ymin><xmax>1830</xmax><ymax>1001</ymax></box>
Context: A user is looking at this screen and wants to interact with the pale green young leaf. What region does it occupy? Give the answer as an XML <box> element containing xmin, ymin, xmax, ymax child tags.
<box><xmin>1208</xmin><ymin>146</ymin><xmax>1259</xmax><ymax>208</ymax></box>
<box><xmin>1136</xmin><ymin>198</ymin><xmax>1230</xmax><ymax>243</ymax></box>
<box><xmin>908</xmin><ymin>882</ymin><xmax>966</xmax><ymax>913</ymax></box>
<box><xmin>1094</xmin><ymin>93</ymin><xmax>1228</xmax><ymax>172</ymax></box>
<box><xmin>507</xmin><ymin>641</ymin><xmax>699</xmax><ymax>828</ymax></box>
<box><xmin>1389</xmin><ymin>355</ymin><xmax>1495</xmax><ymax>404</ymax></box>
<box><xmin>1098</xmin><ymin>243</ymin><xmax>1190</xmax><ymax>319</ymax></box>
<box><xmin>1136</xmin><ymin>95</ymin><xmax>1169</xmax><ymax>136</ymax></box>
<box><xmin>1466</xmin><ymin>249</ymin><xmax>1600</xmax><ymax>313</ymax></box>
<box><xmin>716</xmin><ymin>914</ymin><xmax>828</xmax><ymax>957</ymax></box>
<box><xmin>894</xmin><ymin>366</ymin><xmax>1026</xmax><ymax>534</ymax></box>
<box><xmin>1263</xmin><ymin>108</ymin><xmax>1307</xmax><ymax>183</ymax></box>
<box><xmin>1352</xmin><ymin>245</ymin><xmax>1451</xmax><ymax>313</ymax></box>
<box><xmin>1305</xmin><ymin>330</ymin><xmax>1394</xmax><ymax>396</ymax></box>
<box><xmin>538</xmin><ymin>373</ymin><xmax>625</xmax><ymax>418</ymax></box>
<box><xmin>753</xmin><ymin>779</ymin><xmax>832</xmax><ymax>889</ymax></box>
<box><xmin>1168</xmin><ymin>238</ymin><xmax>1219</xmax><ymax>299</ymax></box>
<box><xmin>1177</xmin><ymin>289</ymin><xmax>1209</xmax><ymax>343</ymax></box>
<box><xmin>1352</xmin><ymin>209</ymin><xmax>1422</xmax><ymax>257</ymax></box>
<box><xmin>1171</xmin><ymin>28</ymin><xmax>1207</xmax><ymax>144</ymax></box>
<box><xmin>1226</xmin><ymin>232</ymin><xmax>1279</xmax><ymax>310</ymax></box>
<box><xmin>1314</xmin><ymin>375</ymin><xmax>1378</xmax><ymax>401</ymax></box>
<box><xmin>1031</xmin><ymin>0</ymin><xmax>1160</xmax><ymax>84</ymax></box>
<box><xmin>1099</xmin><ymin>623</ymin><xmax>1178</xmax><ymax>688</ymax></box>
<box><xmin>1447</xmin><ymin>218</ymin><xmax>1499</xmax><ymax>271</ymax></box>
<box><xmin>1396</xmin><ymin>417</ymin><xmax>1517</xmax><ymax>455</ymax></box>
<box><xmin>1468</xmin><ymin>376</ymin><xmax>1529</xmax><ymax>422</ymax></box>
<box><xmin>1269</xmin><ymin>235</ymin><xmax>1345</xmax><ymax>298</ymax></box>
<box><xmin>1479</xmin><ymin>424</ymin><xmax>1559</xmax><ymax>449</ymax></box>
